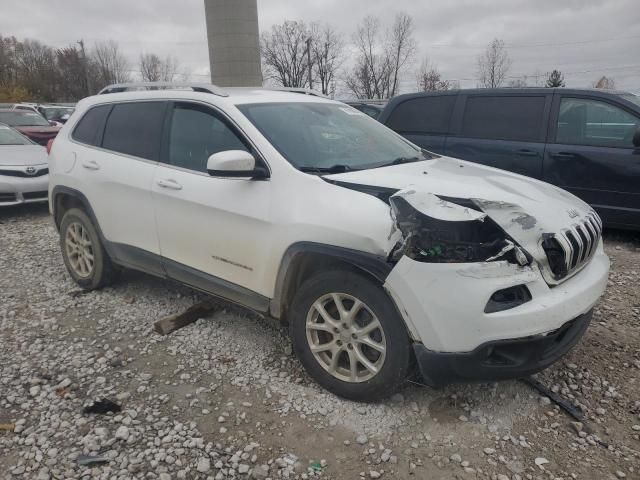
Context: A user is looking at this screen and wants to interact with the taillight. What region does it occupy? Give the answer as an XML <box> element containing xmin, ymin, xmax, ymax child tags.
<box><xmin>46</xmin><ymin>138</ymin><xmax>54</xmax><ymax>155</ymax></box>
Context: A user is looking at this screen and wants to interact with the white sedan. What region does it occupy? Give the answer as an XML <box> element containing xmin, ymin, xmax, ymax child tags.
<box><xmin>0</xmin><ymin>124</ymin><xmax>49</xmax><ymax>206</ymax></box>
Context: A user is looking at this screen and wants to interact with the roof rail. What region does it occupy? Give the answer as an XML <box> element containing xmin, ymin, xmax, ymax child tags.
<box><xmin>264</xmin><ymin>87</ymin><xmax>328</xmax><ymax>98</ymax></box>
<box><xmin>98</xmin><ymin>82</ymin><xmax>229</xmax><ymax>97</ymax></box>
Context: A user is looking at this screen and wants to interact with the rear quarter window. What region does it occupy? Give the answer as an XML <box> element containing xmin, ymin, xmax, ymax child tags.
<box><xmin>461</xmin><ymin>96</ymin><xmax>546</xmax><ymax>142</ymax></box>
<box><xmin>72</xmin><ymin>105</ymin><xmax>112</xmax><ymax>146</ymax></box>
<box><xmin>386</xmin><ymin>95</ymin><xmax>456</xmax><ymax>134</ymax></box>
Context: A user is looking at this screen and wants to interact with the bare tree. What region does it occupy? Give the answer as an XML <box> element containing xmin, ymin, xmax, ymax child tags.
<box><xmin>593</xmin><ymin>75</ymin><xmax>616</xmax><ymax>89</ymax></box>
<box><xmin>91</xmin><ymin>41</ymin><xmax>131</xmax><ymax>89</ymax></box>
<box><xmin>310</xmin><ymin>24</ymin><xmax>344</xmax><ymax>96</ymax></box>
<box><xmin>477</xmin><ymin>38</ymin><xmax>512</xmax><ymax>88</ymax></box>
<box><xmin>344</xmin><ymin>16</ymin><xmax>387</xmax><ymax>99</ymax></box>
<box><xmin>56</xmin><ymin>46</ymin><xmax>89</xmax><ymax>101</ymax></box>
<box><xmin>140</xmin><ymin>53</ymin><xmax>180</xmax><ymax>82</ymax></box>
<box><xmin>546</xmin><ymin>69</ymin><xmax>565</xmax><ymax>87</ymax></box>
<box><xmin>416</xmin><ymin>58</ymin><xmax>452</xmax><ymax>91</ymax></box>
<box><xmin>387</xmin><ymin>13</ymin><xmax>417</xmax><ymax>97</ymax></box>
<box><xmin>261</xmin><ymin>20</ymin><xmax>313</xmax><ymax>88</ymax></box>
<box><xmin>345</xmin><ymin>14</ymin><xmax>416</xmax><ymax>99</ymax></box>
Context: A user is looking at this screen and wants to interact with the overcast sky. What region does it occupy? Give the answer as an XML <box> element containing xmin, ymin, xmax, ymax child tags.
<box><xmin>1</xmin><ymin>0</ymin><xmax>639</xmax><ymax>94</ymax></box>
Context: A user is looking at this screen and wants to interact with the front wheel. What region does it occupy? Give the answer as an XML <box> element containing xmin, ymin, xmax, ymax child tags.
<box><xmin>289</xmin><ymin>270</ymin><xmax>411</xmax><ymax>401</ymax></box>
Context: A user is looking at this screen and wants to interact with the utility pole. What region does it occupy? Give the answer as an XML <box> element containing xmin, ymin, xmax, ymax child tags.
<box><xmin>306</xmin><ymin>37</ymin><xmax>313</xmax><ymax>90</ymax></box>
<box><xmin>77</xmin><ymin>39</ymin><xmax>90</xmax><ymax>97</ymax></box>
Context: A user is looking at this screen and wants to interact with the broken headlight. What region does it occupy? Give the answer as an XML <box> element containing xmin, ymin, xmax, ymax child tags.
<box><xmin>389</xmin><ymin>193</ymin><xmax>530</xmax><ymax>265</ymax></box>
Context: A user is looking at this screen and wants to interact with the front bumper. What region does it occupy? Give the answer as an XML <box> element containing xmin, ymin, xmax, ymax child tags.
<box><xmin>384</xmin><ymin>242</ymin><xmax>609</xmax><ymax>353</ymax></box>
<box><xmin>414</xmin><ymin>310</ymin><xmax>592</xmax><ymax>386</ymax></box>
<box><xmin>0</xmin><ymin>175</ymin><xmax>49</xmax><ymax>206</ymax></box>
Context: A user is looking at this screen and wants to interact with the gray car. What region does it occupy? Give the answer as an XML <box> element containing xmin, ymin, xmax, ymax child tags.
<box><xmin>0</xmin><ymin>124</ymin><xmax>49</xmax><ymax>206</ymax></box>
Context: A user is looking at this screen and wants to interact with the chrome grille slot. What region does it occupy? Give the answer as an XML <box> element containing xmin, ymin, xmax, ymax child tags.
<box><xmin>542</xmin><ymin>212</ymin><xmax>603</xmax><ymax>283</ymax></box>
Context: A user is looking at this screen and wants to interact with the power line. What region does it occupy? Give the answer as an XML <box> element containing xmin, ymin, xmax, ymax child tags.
<box><xmin>424</xmin><ymin>35</ymin><xmax>640</xmax><ymax>50</ymax></box>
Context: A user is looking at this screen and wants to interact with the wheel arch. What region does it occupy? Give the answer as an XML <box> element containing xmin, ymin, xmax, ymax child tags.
<box><xmin>269</xmin><ymin>242</ymin><xmax>394</xmax><ymax>322</ymax></box>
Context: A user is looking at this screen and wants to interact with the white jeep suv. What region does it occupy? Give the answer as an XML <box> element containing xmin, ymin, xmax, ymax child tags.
<box><xmin>49</xmin><ymin>83</ymin><xmax>610</xmax><ymax>400</ymax></box>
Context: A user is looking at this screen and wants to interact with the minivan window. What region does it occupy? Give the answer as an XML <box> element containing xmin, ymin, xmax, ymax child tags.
<box><xmin>238</xmin><ymin>102</ymin><xmax>425</xmax><ymax>171</ymax></box>
<box><xmin>168</xmin><ymin>102</ymin><xmax>249</xmax><ymax>173</ymax></box>
<box><xmin>72</xmin><ymin>105</ymin><xmax>111</xmax><ymax>146</ymax></box>
<box><xmin>461</xmin><ymin>96</ymin><xmax>546</xmax><ymax>142</ymax></box>
<box><xmin>102</xmin><ymin>102</ymin><xmax>166</xmax><ymax>161</ymax></box>
<box><xmin>557</xmin><ymin>97</ymin><xmax>639</xmax><ymax>148</ymax></box>
<box><xmin>386</xmin><ymin>96</ymin><xmax>456</xmax><ymax>134</ymax></box>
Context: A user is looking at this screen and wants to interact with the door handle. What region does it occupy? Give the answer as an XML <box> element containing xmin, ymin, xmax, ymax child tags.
<box><xmin>157</xmin><ymin>179</ymin><xmax>183</xmax><ymax>191</ymax></box>
<box><xmin>550</xmin><ymin>152</ymin><xmax>578</xmax><ymax>160</ymax></box>
<box><xmin>516</xmin><ymin>149</ymin><xmax>539</xmax><ymax>157</ymax></box>
<box><xmin>81</xmin><ymin>159</ymin><xmax>100</xmax><ymax>170</ymax></box>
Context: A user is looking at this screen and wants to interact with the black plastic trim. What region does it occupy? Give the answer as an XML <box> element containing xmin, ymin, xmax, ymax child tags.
<box><xmin>163</xmin><ymin>257</ymin><xmax>270</xmax><ymax>313</ymax></box>
<box><xmin>270</xmin><ymin>241</ymin><xmax>394</xmax><ymax>318</ymax></box>
<box><xmin>414</xmin><ymin>310</ymin><xmax>592</xmax><ymax>387</ymax></box>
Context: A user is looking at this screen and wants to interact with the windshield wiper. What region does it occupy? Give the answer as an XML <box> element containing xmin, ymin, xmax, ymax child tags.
<box><xmin>300</xmin><ymin>164</ymin><xmax>356</xmax><ymax>174</ymax></box>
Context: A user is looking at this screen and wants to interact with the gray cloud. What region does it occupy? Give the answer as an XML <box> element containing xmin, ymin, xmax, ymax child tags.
<box><xmin>1</xmin><ymin>0</ymin><xmax>639</xmax><ymax>93</ymax></box>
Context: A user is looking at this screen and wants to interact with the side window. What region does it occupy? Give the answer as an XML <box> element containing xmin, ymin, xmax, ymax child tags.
<box><xmin>168</xmin><ymin>102</ymin><xmax>249</xmax><ymax>173</ymax></box>
<box><xmin>461</xmin><ymin>96</ymin><xmax>546</xmax><ymax>142</ymax></box>
<box><xmin>556</xmin><ymin>97</ymin><xmax>639</xmax><ymax>148</ymax></box>
<box><xmin>102</xmin><ymin>102</ymin><xmax>166</xmax><ymax>161</ymax></box>
<box><xmin>386</xmin><ymin>96</ymin><xmax>456</xmax><ymax>134</ymax></box>
<box><xmin>72</xmin><ymin>105</ymin><xmax>111</xmax><ymax>146</ymax></box>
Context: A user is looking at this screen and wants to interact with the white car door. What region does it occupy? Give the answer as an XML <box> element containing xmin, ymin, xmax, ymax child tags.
<box><xmin>151</xmin><ymin>101</ymin><xmax>272</xmax><ymax>302</ymax></box>
<box><xmin>71</xmin><ymin>101</ymin><xmax>167</xmax><ymax>275</ymax></box>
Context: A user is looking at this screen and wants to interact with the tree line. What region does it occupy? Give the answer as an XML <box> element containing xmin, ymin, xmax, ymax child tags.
<box><xmin>0</xmin><ymin>35</ymin><xmax>183</xmax><ymax>103</ymax></box>
<box><xmin>0</xmin><ymin>15</ymin><xmax>620</xmax><ymax>103</ymax></box>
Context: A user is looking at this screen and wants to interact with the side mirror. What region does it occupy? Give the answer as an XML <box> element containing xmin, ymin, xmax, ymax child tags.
<box><xmin>206</xmin><ymin>150</ymin><xmax>269</xmax><ymax>180</ymax></box>
<box><xmin>49</xmin><ymin>121</ymin><xmax>57</xmax><ymax>127</ymax></box>
<box><xmin>633</xmin><ymin>127</ymin><xmax>640</xmax><ymax>148</ymax></box>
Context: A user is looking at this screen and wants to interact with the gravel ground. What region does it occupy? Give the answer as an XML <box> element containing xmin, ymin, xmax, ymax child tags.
<box><xmin>1</xmin><ymin>203</ymin><xmax>639</xmax><ymax>480</ymax></box>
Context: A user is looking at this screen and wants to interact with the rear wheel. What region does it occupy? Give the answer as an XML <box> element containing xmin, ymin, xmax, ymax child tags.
<box><xmin>289</xmin><ymin>270</ymin><xmax>411</xmax><ymax>401</ymax></box>
<box><xmin>59</xmin><ymin>208</ymin><xmax>117</xmax><ymax>290</ymax></box>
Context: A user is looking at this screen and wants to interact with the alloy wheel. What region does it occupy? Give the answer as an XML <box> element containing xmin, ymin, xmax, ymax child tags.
<box><xmin>305</xmin><ymin>292</ymin><xmax>387</xmax><ymax>383</ymax></box>
<box><xmin>65</xmin><ymin>222</ymin><xmax>95</xmax><ymax>278</ymax></box>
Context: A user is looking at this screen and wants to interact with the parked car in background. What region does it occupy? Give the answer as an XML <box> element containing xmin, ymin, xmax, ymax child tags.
<box><xmin>48</xmin><ymin>82</ymin><xmax>608</xmax><ymax>400</ymax></box>
<box><xmin>38</xmin><ymin>105</ymin><xmax>75</xmax><ymax>124</ymax></box>
<box><xmin>379</xmin><ymin>88</ymin><xmax>640</xmax><ymax>230</ymax></box>
<box><xmin>346</xmin><ymin>101</ymin><xmax>386</xmax><ymax>120</ymax></box>
<box><xmin>11</xmin><ymin>103</ymin><xmax>40</xmax><ymax>114</ymax></box>
<box><xmin>0</xmin><ymin>109</ymin><xmax>61</xmax><ymax>146</ymax></box>
<box><xmin>0</xmin><ymin>123</ymin><xmax>49</xmax><ymax>206</ymax></box>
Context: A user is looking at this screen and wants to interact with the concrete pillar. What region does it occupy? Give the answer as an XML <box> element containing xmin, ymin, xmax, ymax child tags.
<box><xmin>204</xmin><ymin>0</ymin><xmax>263</xmax><ymax>87</ymax></box>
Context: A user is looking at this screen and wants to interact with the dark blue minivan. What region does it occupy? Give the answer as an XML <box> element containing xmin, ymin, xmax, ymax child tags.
<box><xmin>379</xmin><ymin>88</ymin><xmax>640</xmax><ymax>230</ymax></box>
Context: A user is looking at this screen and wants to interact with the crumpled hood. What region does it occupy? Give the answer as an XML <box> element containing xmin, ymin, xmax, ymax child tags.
<box><xmin>325</xmin><ymin>156</ymin><xmax>596</xmax><ymax>263</ymax></box>
<box><xmin>0</xmin><ymin>145</ymin><xmax>48</xmax><ymax>166</ymax></box>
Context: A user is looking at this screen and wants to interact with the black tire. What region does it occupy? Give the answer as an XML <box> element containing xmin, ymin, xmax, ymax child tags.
<box><xmin>289</xmin><ymin>270</ymin><xmax>411</xmax><ymax>401</ymax></box>
<box><xmin>59</xmin><ymin>208</ymin><xmax>117</xmax><ymax>290</ymax></box>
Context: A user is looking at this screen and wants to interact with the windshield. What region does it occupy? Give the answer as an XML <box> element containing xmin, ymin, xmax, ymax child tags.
<box><xmin>41</xmin><ymin>107</ymin><xmax>74</xmax><ymax>121</ymax></box>
<box><xmin>619</xmin><ymin>93</ymin><xmax>640</xmax><ymax>108</ymax></box>
<box><xmin>0</xmin><ymin>125</ymin><xmax>32</xmax><ymax>145</ymax></box>
<box><xmin>238</xmin><ymin>102</ymin><xmax>430</xmax><ymax>171</ymax></box>
<box><xmin>0</xmin><ymin>111</ymin><xmax>50</xmax><ymax>127</ymax></box>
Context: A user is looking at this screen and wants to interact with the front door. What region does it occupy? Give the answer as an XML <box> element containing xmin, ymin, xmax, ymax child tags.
<box><xmin>544</xmin><ymin>95</ymin><xmax>640</xmax><ymax>228</ymax></box>
<box><xmin>151</xmin><ymin>101</ymin><xmax>272</xmax><ymax>301</ymax></box>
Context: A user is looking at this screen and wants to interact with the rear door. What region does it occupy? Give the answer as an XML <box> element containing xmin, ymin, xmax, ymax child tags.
<box><xmin>381</xmin><ymin>93</ymin><xmax>457</xmax><ymax>154</ymax></box>
<box><xmin>71</xmin><ymin>101</ymin><xmax>167</xmax><ymax>275</ymax></box>
<box><xmin>545</xmin><ymin>94</ymin><xmax>640</xmax><ymax>228</ymax></box>
<box><xmin>445</xmin><ymin>93</ymin><xmax>551</xmax><ymax>179</ymax></box>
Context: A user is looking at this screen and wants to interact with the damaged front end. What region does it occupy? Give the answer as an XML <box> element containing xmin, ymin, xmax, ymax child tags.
<box><xmin>388</xmin><ymin>189</ymin><xmax>530</xmax><ymax>266</ymax></box>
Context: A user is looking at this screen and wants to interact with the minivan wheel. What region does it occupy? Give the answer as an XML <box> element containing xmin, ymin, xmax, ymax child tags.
<box><xmin>60</xmin><ymin>208</ymin><xmax>117</xmax><ymax>290</ymax></box>
<box><xmin>289</xmin><ymin>270</ymin><xmax>411</xmax><ymax>401</ymax></box>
